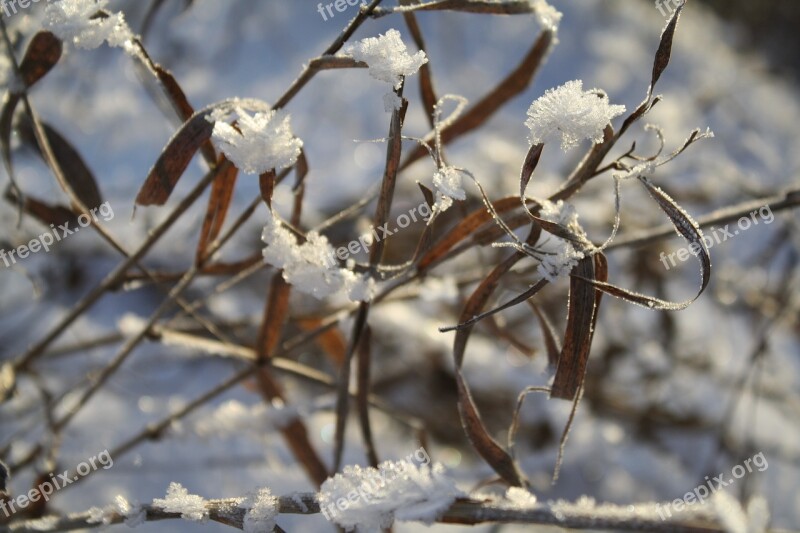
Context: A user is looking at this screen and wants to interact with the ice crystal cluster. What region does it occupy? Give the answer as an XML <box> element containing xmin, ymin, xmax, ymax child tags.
<box><xmin>318</xmin><ymin>459</ymin><xmax>462</xmax><ymax>531</ymax></box>
<box><xmin>44</xmin><ymin>0</ymin><xmax>134</xmax><ymax>50</ymax></box>
<box><xmin>262</xmin><ymin>211</ymin><xmax>376</xmax><ymax>302</ymax></box>
<box><xmin>212</xmin><ymin>108</ymin><xmax>303</xmax><ymax>175</ymax></box>
<box><xmin>345</xmin><ymin>29</ymin><xmax>428</xmax><ymax>89</ymax></box>
<box><xmin>525</xmin><ymin>80</ymin><xmax>626</xmax><ymax>151</ymax></box>
<box><xmin>537</xmin><ymin>199</ymin><xmax>586</xmax><ymax>282</ymax></box>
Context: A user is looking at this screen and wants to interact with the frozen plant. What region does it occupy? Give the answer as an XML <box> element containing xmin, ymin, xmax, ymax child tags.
<box><xmin>525</xmin><ymin>80</ymin><xmax>626</xmax><ymax>151</ymax></box>
<box><xmin>239</xmin><ymin>488</ymin><xmax>279</xmax><ymax>533</ymax></box>
<box><xmin>44</xmin><ymin>0</ymin><xmax>134</xmax><ymax>50</ymax></box>
<box><xmin>344</xmin><ymin>28</ymin><xmax>428</xmax><ymax>89</ymax></box>
<box><xmin>432</xmin><ymin>165</ymin><xmax>467</xmax><ymax>212</ymax></box>
<box><xmin>262</xmin><ymin>210</ymin><xmax>377</xmax><ymax>302</ymax></box>
<box><xmin>318</xmin><ymin>459</ymin><xmax>462</xmax><ymax>532</ymax></box>
<box><xmin>212</xmin><ymin>108</ymin><xmax>304</xmax><ymax>175</ymax></box>
<box><xmin>152</xmin><ymin>482</ymin><xmax>208</xmax><ymax>522</ymax></box>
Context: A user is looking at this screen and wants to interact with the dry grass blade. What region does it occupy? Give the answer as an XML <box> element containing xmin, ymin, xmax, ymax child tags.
<box><xmin>401</xmin><ymin>0</ymin><xmax>438</xmax><ymax>127</ymax></box>
<box><xmin>529</xmin><ymin>302</ymin><xmax>561</xmax><ymax>368</ymax></box>
<box><xmin>356</xmin><ymin>326</ymin><xmax>379</xmax><ymax>467</ymax></box>
<box><xmin>419</xmin><ymin>196</ymin><xmax>532</xmax><ymax>271</ymax></box>
<box><xmin>18</xmin><ymin>32</ymin><xmax>62</xmax><ymax>88</ymax></box>
<box><xmin>135</xmin><ymin>98</ymin><xmax>270</xmax><ymax>206</ymax></box>
<box><xmin>373</xmin><ymin>0</ymin><xmax>540</xmax><ymax>16</ymax></box>
<box><xmin>3</xmin><ymin>188</ymin><xmax>77</xmax><ymax>227</ymax></box>
<box><xmin>550</xmin><ymin>257</ymin><xmax>598</xmax><ymax>400</ymax></box>
<box><xmin>650</xmin><ymin>1</ymin><xmax>685</xmax><ymax>96</ymax></box>
<box><xmin>18</xmin><ymin>119</ymin><xmax>103</xmax><ymax>210</ymax></box>
<box><xmin>401</xmin><ymin>31</ymin><xmax>553</xmax><ymax>169</ymax></box>
<box><xmin>196</xmin><ymin>156</ymin><xmax>238</xmax><ymax>264</ymax></box>
<box><xmin>448</xmin><ymin>229</ymin><xmax>541</xmax><ymax>486</ymax></box>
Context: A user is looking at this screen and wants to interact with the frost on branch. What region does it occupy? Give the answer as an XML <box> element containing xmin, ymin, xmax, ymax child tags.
<box><xmin>318</xmin><ymin>460</ymin><xmax>462</xmax><ymax>532</ymax></box>
<box><xmin>432</xmin><ymin>165</ymin><xmax>466</xmax><ymax>213</ymax></box>
<box><xmin>212</xmin><ymin>108</ymin><xmax>303</xmax><ymax>175</ymax></box>
<box><xmin>152</xmin><ymin>482</ymin><xmax>208</xmax><ymax>522</ymax></box>
<box><xmin>525</xmin><ymin>80</ymin><xmax>626</xmax><ymax>151</ymax></box>
<box><xmin>532</xmin><ymin>0</ymin><xmax>563</xmax><ymax>34</ymax></box>
<box><xmin>239</xmin><ymin>488</ymin><xmax>279</xmax><ymax>533</ymax></box>
<box><xmin>262</xmin><ymin>211</ymin><xmax>377</xmax><ymax>302</ymax></box>
<box><xmin>536</xmin><ymin>199</ymin><xmax>586</xmax><ymax>282</ymax></box>
<box><xmin>344</xmin><ymin>28</ymin><xmax>428</xmax><ymax>89</ymax></box>
<box><xmin>44</xmin><ymin>0</ymin><xmax>134</xmax><ymax>50</ymax></box>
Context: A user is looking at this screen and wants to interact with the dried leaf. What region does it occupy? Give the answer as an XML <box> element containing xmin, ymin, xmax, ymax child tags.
<box><xmin>196</xmin><ymin>156</ymin><xmax>238</xmax><ymax>264</ymax></box>
<box><xmin>136</xmin><ymin>98</ymin><xmax>270</xmax><ymax>206</ymax></box>
<box><xmin>551</xmin><ymin>257</ymin><xmax>597</xmax><ymax>400</ymax></box>
<box><xmin>19</xmin><ymin>32</ymin><xmax>62</xmax><ymax>88</ymax></box>
<box><xmin>651</xmin><ymin>1</ymin><xmax>685</xmax><ymax>94</ymax></box>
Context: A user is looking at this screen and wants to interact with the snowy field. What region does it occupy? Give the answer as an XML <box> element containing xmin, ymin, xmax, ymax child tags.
<box><xmin>1</xmin><ymin>0</ymin><xmax>799</xmax><ymax>532</ymax></box>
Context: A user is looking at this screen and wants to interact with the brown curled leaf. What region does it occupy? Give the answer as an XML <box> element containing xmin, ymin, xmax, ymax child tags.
<box><xmin>19</xmin><ymin>32</ymin><xmax>63</xmax><ymax>88</ymax></box>
<box><xmin>196</xmin><ymin>156</ymin><xmax>238</xmax><ymax>264</ymax></box>
<box><xmin>551</xmin><ymin>257</ymin><xmax>597</xmax><ymax>400</ymax></box>
<box><xmin>136</xmin><ymin>98</ymin><xmax>270</xmax><ymax>206</ymax></box>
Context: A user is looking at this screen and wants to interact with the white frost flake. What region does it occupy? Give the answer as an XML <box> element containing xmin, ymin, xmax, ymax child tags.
<box><xmin>532</xmin><ymin>0</ymin><xmax>563</xmax><ymax>33</ymax></box>
<box><xmin>318</xmin><ymin>460</ymin><xmax>462</xmax><ymax>531</ymax></box>
<box><xmin>525</xmin><ymin>80</ymin><xmax>626</xmax><ymax>151</ymax></box>
<box><xmin>345</xmin><ymin>29</ymin><xmax>428</xmax><ymax>89</ymax></box>
<box><xmin>240</xmin><ymin>488</ymin><xmax>279</xmax><ymax>533</ymax></box>
<box><xmin>536</xmin><ymin>199</ymin><xmax>586</xmax><ymax>282</ymax></box>
<box><xmin>115</xmin><ymin>495</ymin><xmax>146</xmax><ymax>528</ymax></box>
<box><xmin>262</xmin><ymin>211</ymin><xmax>377</xmax><ymax>302</ymax></box>
<box><xmin>152</xmin><ymin>482</ymin><xmax>208</xmax><ymax>522</ymax></box>
<box><xmin>212</xmin><ymin>108</ymin><xmax>303</xmax><ymax>175</ymax></box>
<box><xmin>432</xmin><ymin>166</ymin><xmax>466</xmax><ymax>212</ymax></box>
<box><xmin>501</xmin><ymin>487</ymin><xmax>538</xmax><ymax>509</ymax></box>
<box><xmin>44</xmin><ymin>0</ymin><xmax>134</xmax><ymax>50</ymax></box>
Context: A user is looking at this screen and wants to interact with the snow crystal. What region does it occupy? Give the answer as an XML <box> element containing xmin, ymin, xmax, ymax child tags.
<box><xmin>152</xmin><ymin>482</ymin><xmax>208</xmax><ymax>522</ymax></box>
<box><xmin>537</xmin><ymin>242</ymin><xmax>584</xmax><ymax>282</ymax></box>
<box><xmin>318</xmin><ymin>459</ymin><xmax>462</xmax><ymax>531</ymax></box>
<box><xmin>612</xmin><ymin>160</ymin><xmax>657</xmax><ymax>180</ymax></box>
<box><xmin>383</xmin><ymin>92</ymin><xmax>403</xmax><ymax>112</ymax></box>
<box><xmin>432</xmin><ymin>166</ymin><xmax>466</xmax><ymax>213</ymax></box>
<box><xmin>87</xmin><ymin>506</ymin><xmax>114</xmax><ymax>525</ymax></box>
<box><xmin>532</xmin><ymin>0</ymin><xmax>563</xmax><ymax>33</ymax></box>
<box><xmin>539</xmin><ymin>199</ymin><xmax>581</xmax><ymax>230</ymax></box>
<box><xmin>262</xmin><ymin>211</ymin><xmax>377</xmax><ymax>302</ymax></box>
<box><xmin>239</xmin><ymin>488</ymin><xmax>279</xmax><ymax>533</ymax></box>
<box><xmin>525</xmin><ymin>80</ymin><xmax>626</xmax><ymax>151</ymax></box>
<box><xmin>115</xmin><ymin>495</ymin><xmax>146</xmax><ymax>528</ymax></box>
<box><xmin>345</xmin><ymin>29</ymin><xmax>428</xmax><ymax>89</ymax></box>
<box><xmin>212</xmin><ymin>108</ymin><xmax>303</xmax><ymax>175</ymax></box>
<box><xmin>501</xmin><ymin>487</ymin><xmax>538</xmax><ymax>509</ymax></box>
<box><xmin>44</xmin><ymin>0</ymin><xmax>134</xmax><ymax>50</ymax></box>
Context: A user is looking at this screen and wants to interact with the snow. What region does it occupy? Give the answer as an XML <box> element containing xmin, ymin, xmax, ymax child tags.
<box><xmin>318</xmin><ymin>459</ymin><xmax>462</xmax><ymax>531</ymax></box>
<box><xmin>383</xmin><ymin>92</ymin><xmax>403</xmax><ymax>113</ymax></box>
<box><xmin>192</xmin><ymin>399</ymin><xmax>299</xmax><ymax>437</ymax></box>
<box><xmin>532</xmin><ymin>0</ymin><xmax>563</xmax><ymax>34</ymax></box>
<box><xmin>261</xmin><ymin>211</ymin><xmax>377</xmax><ymax>302</ymax></box>
<box><xmin>432</xmin><ymin>166</ymin><xmax>466</xmax><ymax>213</ymax></box>
<box><xmin>525</xmin><ymin>80</ymin><xmax>626</xmax><ymax>151</ymax></box>
<box><xmin>537</xmin><ymin>242</ymin><xmax>585</xmax><ymax>282</ymax></box>
<box><xmin>115</xmin><ymin>495</ymin><xmax>146</xmax><ymax>528</ymax></box>
<box><xmin>239</xmin><ymin>488</ymin><xmax>279</xmax><ymax>533</ymax></box>
<box><xmin>344</xmin><ymin>29</ymin><xmax>428</xmax><ymax>90</ymax></box>
<box><xmin>212</xmin><ymin>107</ymin><xmax>303</xmax><ymax>175</ymax></box>
<box><xmin>44</xmin><ymin>0</ymin><xmax>134</xmax><ymax>51</ymax></box>
<box><xmin>152</xmin><ymin>482</ymin><xmax>208</xmax><ymax>522</ymax></box>
<box><xmin>501</xmin><ymin>486</ymin><xmax>538</xmax><ymax>509</ymax></box>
